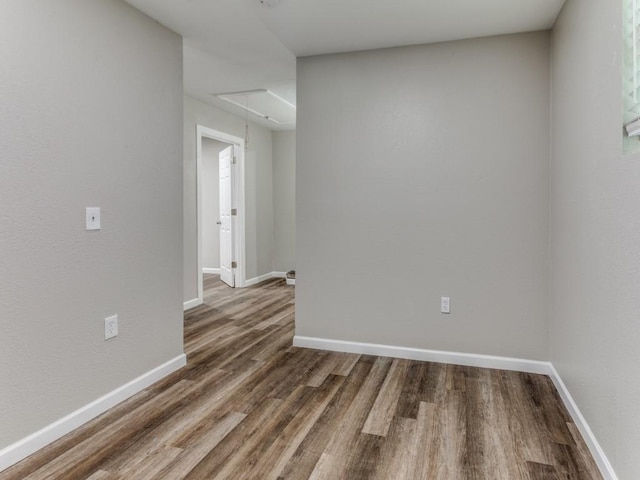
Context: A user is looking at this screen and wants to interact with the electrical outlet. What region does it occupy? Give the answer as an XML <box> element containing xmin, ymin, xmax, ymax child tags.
<box><xmin>105</xmin><ymin>315</ymin><xmax>118</xmax><ymax>340</ymax></box>
<box><xmin>441</xmin><ymin>297</ymin><xmax>451</xmax><ymax>314</ymax></box>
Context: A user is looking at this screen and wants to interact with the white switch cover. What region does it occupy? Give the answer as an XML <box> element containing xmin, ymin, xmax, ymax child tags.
<box><xmin>86</xmin><ymin>207</ymin><xmax>101</xmax><ymax>230</ymax></box>
<box><xmin>441</xmin><ymin>297</ymin><xmax>451</xmax><ymax>314</ymax></box>
<box><xmin>105</xmin><ymin>315</ymin><xmax>118</xmax><ymax>340</ymax></box>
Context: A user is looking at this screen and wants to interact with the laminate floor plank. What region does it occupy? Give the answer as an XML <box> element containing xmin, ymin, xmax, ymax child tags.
<box><xmin>329</xmin><ymin>352</ymin><xmax>361</xmax><ymax>377</ymax></box>
<box><xmin>228</xmin><ymin>323</ymin><xmax>295</xmax><ymax>368</ymax></box>
<box><xmin>526</xmin><ymin>461</ymin><xmax>562</xmax><ymax>480</ymax></box>
<box><xmin>253</xmin><ymin>305</ymin><xmax>295</xmax><ymax>331</ymax></box>
<box><xmin>528</xmin><ymin>373</ymin><xmax>575</xmax><ymax>445</ymax></box>
<box><xmin>567</xmin><ymin>422</ymin><xmax>603</xmax><ymax>477</ymax></box>
<box><xmin>101</xmin><ymin>373</ymin><xmax>244</xmax><ymax>475</ymax></box>
<box><xmin>150</xmin><ymin>411</ymin><xmax>247</xmax><ymax>480</ymax></box>
<box><xmin>362</xmin><ymin>358</ymin><xmax>410</xmax><ymax>436</ymax></box>
<box><xmin>487</xmin><ymin>370</ymin><xmax>534</xmax><ymax>480</ymax></box>
<box><xmin>342</xmin><ymin>432</ymin><xmax>385</xmax><ymax>480</ymax></box>
<box><xmin>372</xmin><ymin>415</ymin><xmax>417</xmax><ymax>480</ymax></box>
<box><xmin>0</xmin><ymin>275</ymin><xmax>603</xmax><ymax>480</ymax></box>
<box><xmin>85</xmin><ymin>471</ymin><xmax>120</xmax><ymax>480</ymax></box>
<box><xmin>304</xmin><ymin>350</ymin><xmax>361</xmax><ymax>388</ymax></box>
<box><xmin>395</xmin><ymin>361</ymin><xmax>439</xmax><ymax>419</ymax></box>
<box><xmin>429</xmin><ymin>389</ymin><xmax>467</xmax><ymax>480</ymax></box>
<box><xmin>19</xmin><ymin>379</ymin><xmax>196</xmax><ymax>480</ymax></box>
<box><xmin>181</xmin><ymin>398</ymin><xmax>284</xmax><ymax>480</ymax></box>
<box><xmin>307</xmin><ymin>356</ymin><xmax>392</xmax><ymax>479</ymax></box>
<box><xmin>216</xmin><ymin>376</ymin><xmax>345</xmax><ymax>480</ymax></box>
<box><xmin>498</xmin><ymin>373</ymin><xmax>550</xmax><ymax>471</ymax></box>
<box><xmin>409</xmin><ymin>401</ymin><xmax>438</xmax><ymax>480</ymax></box>
<box><xmin>0</xmin><ymin>388</ymin><xmax>155</xmax><ymax>480</ymax></box>
<box><xmin>116</xmin><ymin>445</ymin><xmax>183</xmax><ymax>480</ymax></box>
<box><xmin>278</xmin><ymin>361</ymin><xmax>373</xmax><ymax>480</ymax></box>
<box><xmin>464</xmin><ymin>371</ymin><xmax>522</xmax><ymax>480</ymax></box>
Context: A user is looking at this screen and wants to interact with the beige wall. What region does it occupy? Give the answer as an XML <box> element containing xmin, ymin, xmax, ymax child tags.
<box><xmin>183</xmin><ymin>95</ymin><xmax>274</xmax><ymax>301</ymax></box>
<box><xmin>273</xmin><ymin>131</ymin><xmax>296</xmax><ymax>272</ymax></box>
<box><xmin>550</xmin><ymin>0</ymin><xmax>639</xmax><ymax>477</ymax></box>
<box><xmin>0</xmin><ymin>0</ymin><xmax>183</xmax><ymax>449</ymax></box>
<box><xmin>296</xmin><ymin>32</ymin><xmax>550</xmax><ymax>360</ymax></box>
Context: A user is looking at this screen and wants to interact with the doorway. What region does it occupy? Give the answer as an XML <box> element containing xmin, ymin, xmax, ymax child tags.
<box><xmin>196</xmin><ymin>125</ymin><xmax>246</xmax><ymax>303</ymax></box>
<box><xmin>201</xmin><ymin>139</ymin><xmax>230</xmax><ymax>281</ymax></box>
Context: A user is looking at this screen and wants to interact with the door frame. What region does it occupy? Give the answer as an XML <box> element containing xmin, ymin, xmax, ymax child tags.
<box><xmin>196</xmin><ymin>125</ymin><xmax>246</xmax><ymax>303</ymax></box>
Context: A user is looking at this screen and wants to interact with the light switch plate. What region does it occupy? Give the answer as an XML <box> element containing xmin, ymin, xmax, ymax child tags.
<box><xmin>86</xmin><ymin>207</ymin><xmax>101</xmax><ymax>230</ymax></box>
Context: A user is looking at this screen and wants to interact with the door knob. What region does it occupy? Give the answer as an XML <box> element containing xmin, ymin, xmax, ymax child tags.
<box><xmin>216</xmin><ymin>221</ymin><xmax>222</xmax><ymax>225</ymax></box>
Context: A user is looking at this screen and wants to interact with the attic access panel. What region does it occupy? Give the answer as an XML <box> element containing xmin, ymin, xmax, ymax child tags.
<box><xmin>215</xmin><ymin>89</ymin><xmax>296</xmax><ymax>126</ymax></box>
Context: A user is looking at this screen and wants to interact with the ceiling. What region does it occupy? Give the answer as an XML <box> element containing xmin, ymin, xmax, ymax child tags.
<box><xmin>125</xmin><ymin>0</ymin><xmax>566</xmax><ymax>131</ymax></box>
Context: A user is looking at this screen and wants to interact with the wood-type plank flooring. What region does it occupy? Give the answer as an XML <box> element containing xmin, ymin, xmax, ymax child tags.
<box><xmin>1</xmin><ymin>275</ymin><xmax>603</xmax><ymax>479</ymax></box>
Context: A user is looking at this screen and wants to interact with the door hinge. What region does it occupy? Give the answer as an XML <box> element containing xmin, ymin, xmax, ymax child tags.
<box><xmin>231</xmin><ymin>208</ymin><xmax>237</xmax><ymax>216</ymax></box>
<box><xmin>231</xmin><ymin>261</ymin><xmax>237</xmax><ymax>269</ymax></box>
<box><xmin>232</xmin><ymin>156</ymin><xmax>237</xmax><ymax>165</ymax></box>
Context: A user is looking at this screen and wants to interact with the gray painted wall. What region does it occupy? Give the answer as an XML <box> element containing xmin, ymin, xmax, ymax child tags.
<box><xmin>202</xmin><ymin>138</ymin><xmax>230</xmax><ymax>270</ymax></box>
<box><xmin>296</xmin><ymin>32</ymin><xmax>550</xmax><ymax>360</ymax></box>
<box><xmin>183</xmin><ymin>96</ymin><xmax>274</xmax><ymax>301</ymax></box>
<box><xmin>0</xmin><ymin>0</ymin><xmax>183</xmax><ymax>449</ymax></box>
<box><xmin>550</xmin><ymin>0</ymin><xmax>639</xmax><ymax>477</ymax></box>
<box><xmin>273</xmin><ymin>131</ymin><xmax>296</xmax><ymax>272</ymax></box>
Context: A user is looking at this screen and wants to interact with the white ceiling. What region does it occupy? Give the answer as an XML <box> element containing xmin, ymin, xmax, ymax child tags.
<box><xmin>125</xmin><ymin>0</ymin><xmax>566</xmax><ymax>131</ymax></box>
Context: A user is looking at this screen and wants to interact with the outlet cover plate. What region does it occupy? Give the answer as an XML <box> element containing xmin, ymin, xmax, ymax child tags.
<box><xmin>441</xmin><ymin>297</ymin><xmax>451</xmax><ymax>314</ymax></box>
<box><xmin>105</xmin><ymin>315</ymin><xmax>118</xmax><ymax>340</ymax></box>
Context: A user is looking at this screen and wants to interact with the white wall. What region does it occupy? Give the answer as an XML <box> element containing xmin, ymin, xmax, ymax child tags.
<box><xmin>296</xmin><ymin>32</ymin><xmax>550</xmax><ymax>360</ymax></box>
<box><xmin>550</xmin><ymin>0</ymin><xmax>639</xmax><ymax>477</ymax></box>
<box><xmin>183</xmin><ymin>95</ymin><xmax>274</xmax><ymax>300</ymax></box>
<box><xmin>0</xmin><ymin>0</ymin><xmax>183</xmax><ymax>449</ymax></box>
<box><xmin>202</xmin><ymin>138</ymin><xmax>230</xmax><ymax>270</ymax></box>
<box><xmin>273</xmin><ymin>130</ymin><xmax>296</xmax><ymax>272</ymax></box>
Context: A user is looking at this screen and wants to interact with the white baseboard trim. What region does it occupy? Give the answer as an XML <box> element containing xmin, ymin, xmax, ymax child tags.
<box><xmin>244</xmin><ymin>272</ymin><xmax>275</xmax><ymax>287</ymax></box>
<box><xmin>547</xmin><ymin>364</ymin><xmax>618</xmax><ymax>480</ymax></box>
<box><xmin>183</xmin><ymin>297</ymin><xmax>202</xmax><ymax>311</ymax></box>
<box><xmin>293</xmin><ymin>335</ymin><xmax>550</xmax><ymax>374</ymax></box>
<box><xmin>202</xmin><ymin>267</ymin><xmax>220</xmax><ymax>274</ymax></box>
<box><xmin>244</xmin><ymin>271</ymin><xmax>287</xmax><ymax>287</ymax></box>
<box><xmin>292</xmin><ymin>335</ymin><xmax>617</xmax><ymax>479</ymax></box>
<box><xmin>0</xmin><ymin>354</ymin><xmax>187</xmax><ymax>473</ymax></box>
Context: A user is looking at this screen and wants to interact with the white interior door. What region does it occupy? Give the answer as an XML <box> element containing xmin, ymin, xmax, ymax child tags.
<box><xmin>219</xmin><ymin>146</ymin><xmax>234</xmax><ymax>287</ymax></box>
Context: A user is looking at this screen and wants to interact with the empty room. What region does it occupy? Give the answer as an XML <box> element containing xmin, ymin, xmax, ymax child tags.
<box><xmin>0</xmin><ymin>0</ymin><xmax>637</xmax><ymax>479</ymax></box>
